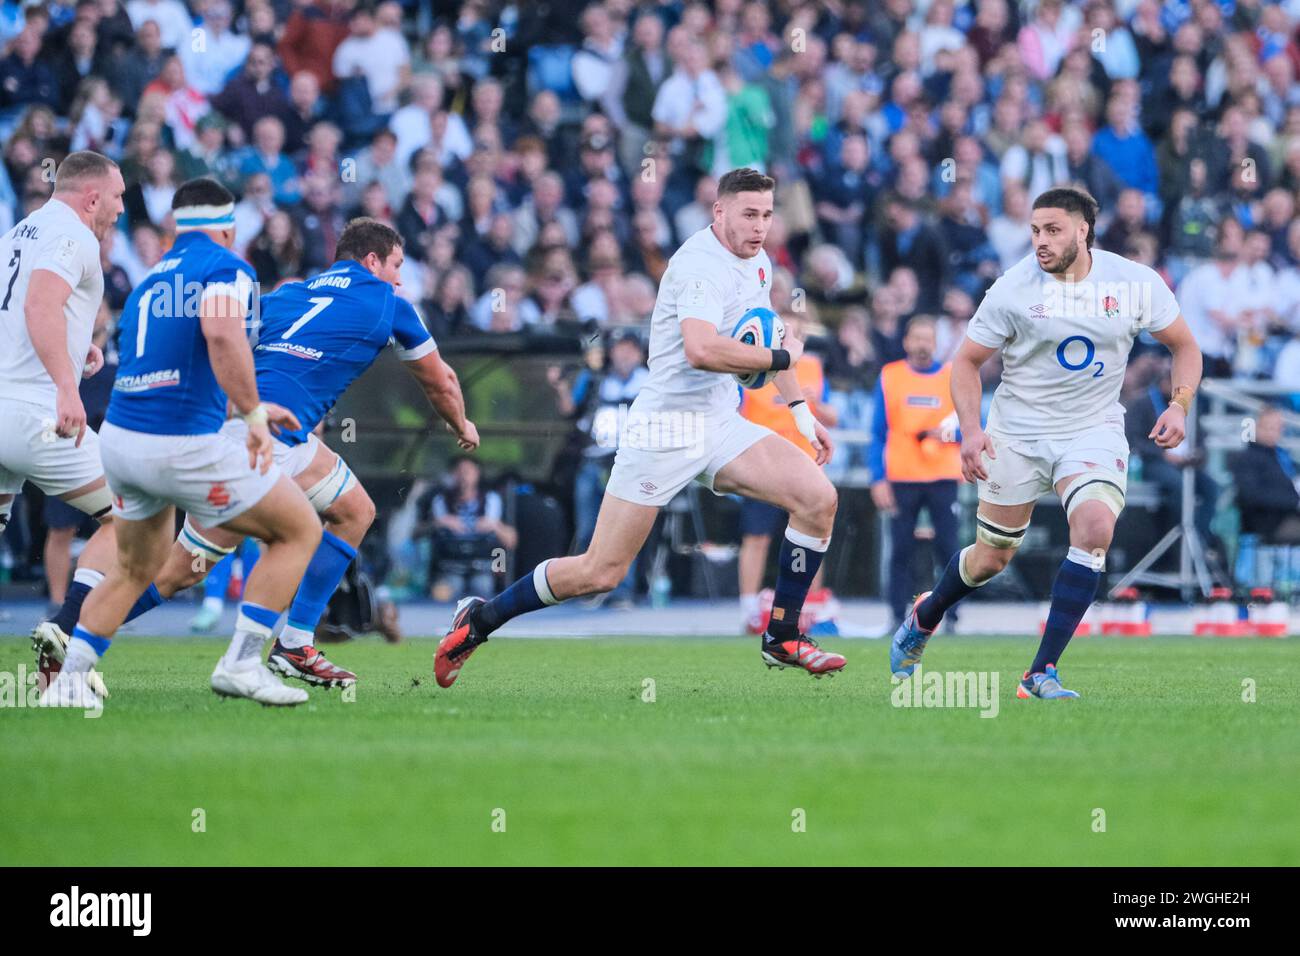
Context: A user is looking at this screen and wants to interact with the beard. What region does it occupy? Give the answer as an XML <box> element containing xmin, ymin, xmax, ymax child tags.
<box><xmin>1043</xmin><ymin>239</ymin><xmax>1081</xmax><ymax>274</ymax></box>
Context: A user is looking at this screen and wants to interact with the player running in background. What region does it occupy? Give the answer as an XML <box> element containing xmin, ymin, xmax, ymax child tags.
<box><xmin>436</xmin><ymin>167</ymin><xmax>844</xmax><ymax>687</ymax></box>
<box><xmin>890</xmin><ymin>187</ymin><xmax>1203</xmax><ymax>698</ymax></box>
<box><xmin>0</xmin><ymin>151</ymin><xmax>124</xmax><ymax>699</ymax></box>
<box><xmin>40</xmin><ymin>178</ymin><xmax>322</xmax><ymax>708</ymax></box>
<box><xmin>91</xmin><ymin>218</ymin><xmax>478</xmax><ymax>687</ymax></box>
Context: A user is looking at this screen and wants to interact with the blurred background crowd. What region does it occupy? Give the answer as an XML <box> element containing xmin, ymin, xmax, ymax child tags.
<box><xmin>2</xmin><ymin>0</ymin><xmax>1300</xmax><ymax>617</ymax></box>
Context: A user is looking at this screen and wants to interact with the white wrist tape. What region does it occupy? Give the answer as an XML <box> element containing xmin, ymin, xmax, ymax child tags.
<box><xmin>242</xmin><ymin>404</ymin><xmax>268</xmax><ymax>426</ymax></box>
<box><xmin>790</xmin><ymin>400</ymin><xmax>818</xmax><ymax>446</ymax></box>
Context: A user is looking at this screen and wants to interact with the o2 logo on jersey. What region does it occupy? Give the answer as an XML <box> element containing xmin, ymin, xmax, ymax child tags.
<box><xmin>1056</xmin><ymin>335</ymin><xmax>1104</xmax><ymax>378</ymax></box>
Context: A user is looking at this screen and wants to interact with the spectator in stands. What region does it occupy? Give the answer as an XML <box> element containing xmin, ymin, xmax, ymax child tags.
<box><xmin>211</xmin><ymin>41</ymin><xmax>289</xmax><ymax>141</ymax></box>
<box><xmin>814</xmin><ymin>132</ymin><xmax>876</xmax><ymax>267</ymax></box>
<box><xmin>142</xmin><ymin>53</ymin><xmax>208</xmax><ymax>149</ymax></box>
<box><xmin>124</xmin><ymin>0</ymin><xmax>190</xmax><ymax>50</ymax></box>
<box><xmin>1093</xmin><ymin>91</ymin><xmax>1160</xmax><ymax>203</ymax></box>
<box><xmin>1000</xmin><ymin>118</ymin><xmax>1068</xmax><ymax>201</ymax></box>
<box><xmin>652</xmin><ymin>38</ymin><xmax>726</xmax><ymax>177</ymax></box>
<box><xmin>178</xmin><ymin>1</ymin><xmax>247</xmax><ymax>96</ymax></box>
<box><xmin>293</xmin><ymin>172</ymin><xmax>345</xmax><ymax>273</ymax></box>
<box><xmin>238</xmin><ymin>114</ymin><xmax>300</xmax><ymax>206</ymax></box>
<box><xmin>879</xmin><ymin>197</ymin><xmax>946</xmax><ymax>312</ymax></box>
<box><xmin>424</xmin><ymin>264</ymin><xmax>473</xmax><ymax>340</ymax></box>
<box><xmin>471</xmin><ymin>262</ymin><xmax>540</xmax><ymax>332</ymax></box>
<box><xmin>1178</xmin><ymin>233</ymin><xmax>1252</xmax><ymax>378</ymax></box>
<box><xmin>231</xmin><ymin>170</ymin><xmax>274</xmax><ymax>254</ymax></box>
<box><xmin>279</xmin><ymin>0</ymin><xmax>351</xmax><ymax>95</ymax></box>
<box><xmin>0</xmin><ymin>28</ymin><xmax>59</xmax><ymax>130</ymax></box>
<box><xmin>936</xmin><ymin>179</ymin><xmax>998</xmax><ymax>298</ymax></box>
<box><xmin>332</xmin><ymin>2</ymin><xmax>409</xmax><ymax>118</ymax></box>
<box><xmin>49</xmin><ymin>15</ymin><xmax>102</xmax><ymax>114</ymax></box>
<box><xmin>248</xmin><ymin>209</ymin><xmax>305</xmax><ymax>286</ymax></box>
<box><xmin>987</xmin><ymin>180</ymin><xmax>1031</xmax><ymax>269</ymax></box>
<box><xmin>1231</xmin><ymin>406</ymin><xmax>1300</xmax><ymax>544</ymax></box>
<box><xmin>390</xmin><ymin>74</ymin><xmax>470</xmax><ymax>167</ymax></box>
<box><xmin>122</xmin><ymin>144</ymin><xmax>175</xmax><ymax>229</ymax></box>
<box><xmin>1099</xmin><ymin>188</ymin><xmax>1147</xmax><ymax>253</ymax></box>
<box><xmin>282</xmin><ymin>70</ymin><xmax>325</xmax><ymax>154</ymax></box>
<box><xmin>102</xmin><ymin>17</ymin><xmax>165</xmax><ymax>117</ymax></box>
<box><xmin>345</xmin><ymin>126</ymin><xmax>409</xmax><ymax>212</ymax></box>
<box><xmin>608</xmin><ymin>10</ymin><xmax>666</xmax><ymax>171</ymax></box>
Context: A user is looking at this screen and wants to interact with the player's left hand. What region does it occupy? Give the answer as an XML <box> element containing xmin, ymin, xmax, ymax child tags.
<box><xmin>811</xmin><ymin>420</ymin><xmax>834</xmax><ymax>466</ymax></box>
<box><xmin>1149</xmin><ymin>404</ymin><xmax>1186</xmax><ymax>449</ymax></box>
<box><xmin>83</xmin><ymin>344</ymin><xmax>104</xmax><ymax>378</ymax></box>
<box><xmin>262</xmin><ymin>402</ymin><xmax>302</xmax><ymax>436</ymax></box>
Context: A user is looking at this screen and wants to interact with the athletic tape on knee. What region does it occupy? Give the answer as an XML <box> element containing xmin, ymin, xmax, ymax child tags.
<box><xmin>1060</xmin><ymin>473</ymin><xmax>1125</xmax><ymax>518</ymax></box>
<box><xmin>178</xmin><ymin>518</ymin><xmax>236</xmax><ymax>567</ymax></box>
<box><xmin>975</xmin><ymin>515</ymin><xmax>1030</xmax><ymax>550</ymax></box>
<box><xmin>64</xmin><ymin>485</ymin><xmax>113</xmax><ymax>519</ymax></box>
<box><xmin>784</xmin><ymin>525</ymin><xmax>830</xmax><ymax>553</ymax></box>
<box><xmin>533</xmin><ymin>558</ymin><xmax>561</xmax><ymax>606</ymax></box>
<box><xmin>304</xmin><ymin>456</ymin><xmax>358</xmax><ymax>513</ymax></box>
<box><xmin>1067</xmin><ymin>545</ymin><xmax>1104</xmax><ymax>571</ymax></box>
<box><xmin>956</xmin><ymin>545</ymin><xmax>992</xmax><ymax>587</ymax></box>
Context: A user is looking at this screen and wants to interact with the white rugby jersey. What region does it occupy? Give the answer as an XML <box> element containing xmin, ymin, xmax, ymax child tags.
<box><xmin>0</xmin><ymin>199</ymin><xmax>104</xmax><ymax>410</ymax></box>
<box><xmin>631</xmin><ymin>224</ymin><xmax>773</xmax><ymax>421</ymax></box>
<box><xmin>966</xmin><ymin>248</ymin><xmax>1181</xmax><ymax>438</ymax></box>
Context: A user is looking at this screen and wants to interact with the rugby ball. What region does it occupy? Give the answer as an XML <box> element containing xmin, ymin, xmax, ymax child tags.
<box><xmin>731</xmin><ymin>307</ymin><xmax>786</xmax><ymax>389</ymax></box>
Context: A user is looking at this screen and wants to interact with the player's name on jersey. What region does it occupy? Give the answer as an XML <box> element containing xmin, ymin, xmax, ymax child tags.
<box><xmin>1034</xmin><ymin>277</ymin><xmax>1155</xmax><ymax>320</ymax></box>
<box><xmin>308</xmin><ymin>272</ymin><xmax>353</xmax><ymax>290</ymax></box>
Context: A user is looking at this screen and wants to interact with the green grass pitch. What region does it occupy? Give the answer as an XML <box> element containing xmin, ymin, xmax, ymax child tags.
<box><xmin>2</xmin><ymin>633</ymin><xmax>1297</xmax><ymax>865</ymax></box>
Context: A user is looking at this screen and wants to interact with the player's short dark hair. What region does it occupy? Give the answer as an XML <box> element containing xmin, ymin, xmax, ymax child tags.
<box><xmin>53</xmin><ymin>151</ymin><xmax>118</xmax><ymax>191</ymax></box>
<box><xmin>172</xmin><ymin>177</ymin><xmax>235</xmax><ymax>209</ymax></box>
<box><xmin>335</xmin><ymin>217</ymin><xmax>403</xmax><ymax>263</ymax></box>
<box><xmin>1032</xmin><ymin>187</ymin><xmax>1099</xmax><ymax>249</ymax></box>
<box><xmin>717</xmin><ymin>167</ymin><xmax>775</xmax><ymax>198</ymax></box>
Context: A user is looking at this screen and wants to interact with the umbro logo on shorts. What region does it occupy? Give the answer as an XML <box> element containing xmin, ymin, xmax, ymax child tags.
<box><xmin>639</xmin><ymin>481</ymin><xmax>658</xmax><ymax>494</ymax></box>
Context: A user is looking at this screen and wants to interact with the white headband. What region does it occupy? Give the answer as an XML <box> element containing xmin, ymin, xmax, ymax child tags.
<box><xmin>174</xmin><ymin>203</ymin><xmax>235</xmax><ymax>232</ymax></box>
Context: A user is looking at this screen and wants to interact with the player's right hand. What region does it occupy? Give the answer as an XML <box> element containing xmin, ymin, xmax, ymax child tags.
<box><xmin>262</xmin><ymin>402</ymin><xmax>302</xmax><ymax>436</ymax></box>
<box><xmin>246</xmin><ymin>420</ymin><xmax>275</xmax><ymax>474</ymax></box>
<box><xmin>450</xmin><ymin>418</ymin><xmax>480</xmax><ymax>451</ymax></box>
<box><xmin>55</xmin><ymin>388</ymin><xmax>88</xmax><ymax>447</ymax></box>
<box><xmin>960</xmin><ymin>429</ymin><xmax>996</xmax><ymax>483</ymax></box>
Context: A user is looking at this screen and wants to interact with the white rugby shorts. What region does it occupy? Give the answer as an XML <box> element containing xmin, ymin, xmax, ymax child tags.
<box><xmin>976</xmin><ymin>424</ymin><xmax>1129</xmax><ymax>507</ymax></box>
<box><xmin>0</xmin><ymin>397</ymin><xmax>104</xmax><ymax>497</ymax></box>
<box><xmin>100</xmin><ymin>421</ymin><xmax>280</xmax><ymax>525</ymax></box>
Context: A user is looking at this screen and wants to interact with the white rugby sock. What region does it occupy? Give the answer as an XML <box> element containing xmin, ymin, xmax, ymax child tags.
<box><xmin>223</xmin><ymin>610</ymin><xmax>275</xmax><ymax>667</ymax></box>
<box><xmin>278</xmin><ymin>624</ymin><xmax>314</xmax><ymax>650</ymax></box>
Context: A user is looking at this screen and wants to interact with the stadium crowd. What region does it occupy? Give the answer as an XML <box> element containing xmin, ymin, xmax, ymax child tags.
<box><xmin>3</xmin><ymin>0</ymin><xmax>1300</xmax><ymax>600</ymax></box>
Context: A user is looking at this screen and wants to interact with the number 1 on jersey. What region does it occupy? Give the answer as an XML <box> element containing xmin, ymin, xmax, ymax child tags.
<box><xmin>282</xmin><ymin>297</ymin><xmax>333</xmax><ymax>340</ymax></box>
<box><xmin>136</xmin><ymin>288</ymin><xmax>154</xmax><ymax>356</ymax></box>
